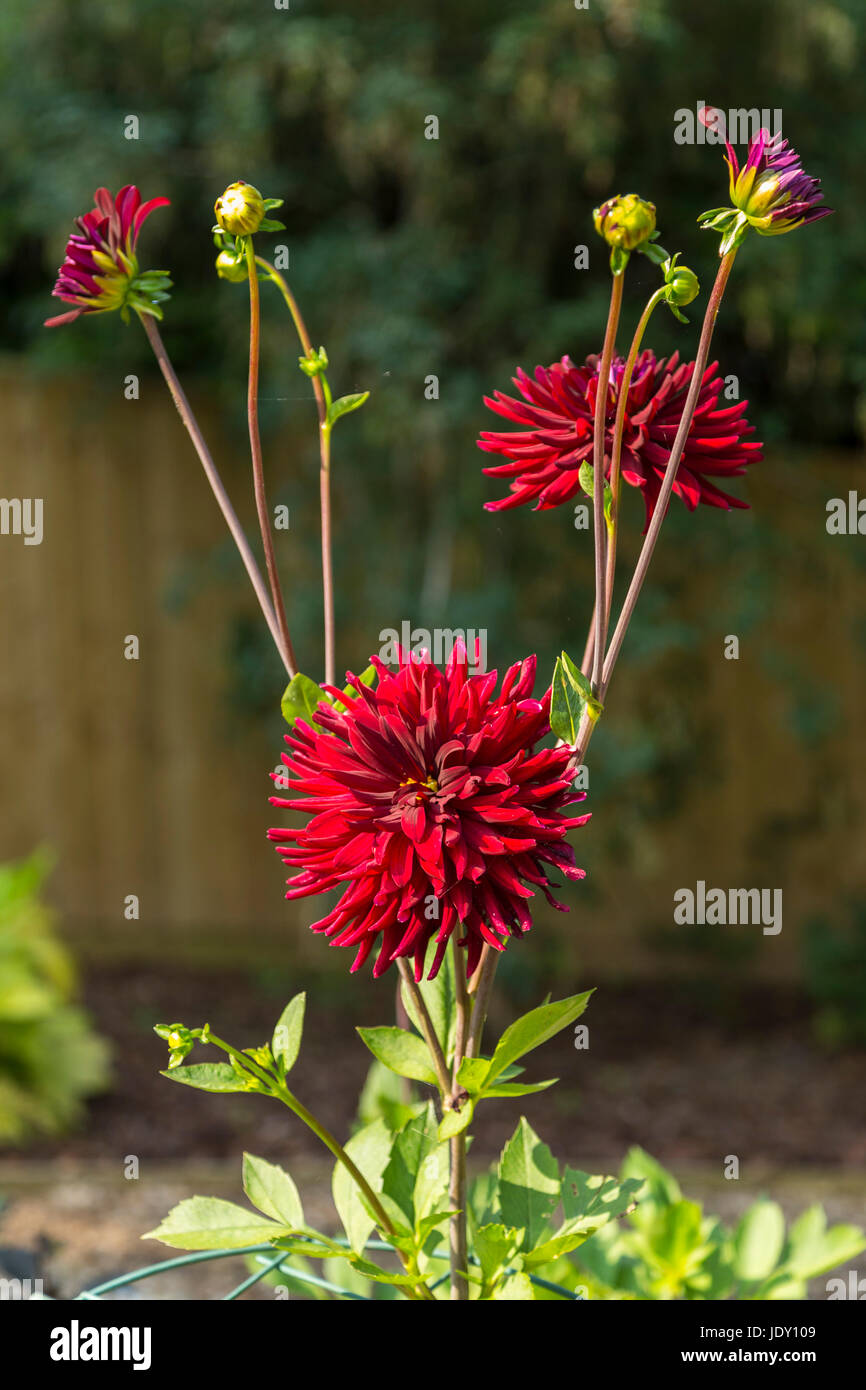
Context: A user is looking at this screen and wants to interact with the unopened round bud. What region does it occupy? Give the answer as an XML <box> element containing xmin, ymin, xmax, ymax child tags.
<box><xmin>214</xmin><ymin>182</ymin><xmax>265</xmax><ymax>237</ymax></box>
<box><xmin>593</xmin><ymin>193</ymin><xmax>657</xmax><ymax>251</ymax></box>
<box><xmin>666</xmin><ymin>264</ymin><xmax>700</xmax><ymax>306</ymax></box>
<box><xmin>215</xmin><ymin>250</ymin><xmax>248</xmax><ymax>282</ymax></box>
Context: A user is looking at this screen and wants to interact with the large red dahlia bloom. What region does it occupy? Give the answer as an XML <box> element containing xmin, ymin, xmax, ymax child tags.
<box><xmin>268</xmin><ymin>644</ymin><xmax>589</xmax><ymax>980</ymax></box>
<box><xmin>478</xmin><ymin>351</ymin><xmax>762</xmax><ymax>529</ymax></box>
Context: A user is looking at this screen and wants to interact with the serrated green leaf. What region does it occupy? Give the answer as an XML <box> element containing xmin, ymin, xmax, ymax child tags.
<box><xmin>498</xmin><ymin>1118</ymin><xmax>560</xmax><ymax>1252</ymax></box>
<box><xmin>332</xmin><ymin>1116</ymin><xmax>392</xmax><ymax>1255</ymax></box>
<box><xmin>356</xmin><ymin>1026</ymin><xmax>440</xmax><ymax>1087</ymax></box>
<box><xmin>493</xmin><ymin>1272</ymin><xmax>536</xmax><ymax>1300</ymax></box>
<box><xmin>271</xmin><ymin>993</ymin><xmax>305</xmax><ymax>1074</ymax></box>
<box><xmin>281</xmin><ymin>672</ymin><xmax>327</xmax><ymax>729</ymax></box>
<box><xmin>486</xmin><ymin>990</ymin><xmax>593</xmax><ymax>1087</ymax></box>
<box><xmin>525</xmin><ymin>1169</ymin><xmax>643</xmax><ymax>1267</ymax></box>
<box><xmin>475</xmin><ymin>1222</ymin><xmax>524</xmax><ymax>1287</ymax></box>
<box><xmin>381</xmin><ymin>1102</ymin><xmax>444</xmax><ymax>1227</ymax></box>
<box><xmin>143</xmin><ymin>1197</ymin><xmax>289</xmax><ymax>1251</ymax></box>
<box><xmin>159</xmin><ymin>1063</ymin><xmax>248</xmax><ymax>1093</ymax></box>
<box><xmin>242</xmin><ymin>1153</ymin><xmax>304</xmax><ymax>1229</ymax></box>
<box><xmin>550</xmin><ymin>652</ymin><xmax>602</xmax><ymax>744</ymax></box>
<box><xmin>327</xmin><ymin>391</ymin><xmax>370</xmax><ymax>428</ymax></box>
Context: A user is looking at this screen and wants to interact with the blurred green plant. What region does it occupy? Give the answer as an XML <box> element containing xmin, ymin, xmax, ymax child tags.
<box><xmin>0</xmin><ymin>850</ymin><xmax>110</xmax><ymax>1143</ymax></box>
<box><xmin>571</xmin><ymin>1148</ymin><xmax>865</xmax><ymax>1300</ymax></box>
<box><xmin>803</xmin><ymin>900</ymin><xmax>866</xmax><ymax>1048</ymax></box>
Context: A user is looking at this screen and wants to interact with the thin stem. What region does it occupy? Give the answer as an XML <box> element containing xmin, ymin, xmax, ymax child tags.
<box><xmin>465</xmin><ymin>947</ymin><xmax>499</xmax><ymax>1060</ymax></box>
<box><xmin>204</xmin><ymin>1033</ymin><xmax>432</xmax><ymax>1300</ymax></box>
<box><xmin>256</xmin><ymin>256</ymin><xmax>335</xmax><ymax>688</ymax></box>
<box><xmin>138</xmin><ymin>314</ymin><xmax>290</xmax><ymax>675</ymax></box>
<box><xmin>244</xmin><ymin>239</ymin><xmax>297</xmax><ymax>676</ymax></box>
<box><xmin>590</xmin><ymin>272</ymin><xmax>624</xmax><ymax>694</ymax></box>
<box><xmin>449</xmin><ymin>940</ymin><xmax>471</xmax><ymax>1301</ymax></box>
<box><xmin>600</xmin><ymin>251</ymin><xmax>737</xmax><ymax>702</ymax></box>
<box><xmin>396</xmin><ymin>958</ymin><xmax>451</xmax><ymax>1095</ymax></box>
<box><xmin>601</xmin><ymin>286</ymin><xmax>667</xmax><ymax>654</ymax></box>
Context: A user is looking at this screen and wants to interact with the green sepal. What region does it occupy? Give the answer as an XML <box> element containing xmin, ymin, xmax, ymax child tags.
<box><xmin>609</xmin><ymin>245</ymin><xmax>630</xmax><ymax>276</ymax></box>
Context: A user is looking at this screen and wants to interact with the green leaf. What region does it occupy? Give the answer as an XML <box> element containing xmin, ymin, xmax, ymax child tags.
<box><xmin>327</xmin><ymin>391</ymin><xmax>370</xmax><ymax>428</ymax></box>
<box><xmin>493</xmin><ymin>1272</ymin><xmax>536</xmax><ymax>1300</ymax></box>
<box><xmin>357</xmin><ymin>1057</ymin><xmax>418</xmax><ymax>1132</ymax></box>
<box><xmin>550</xmin><ymin>653</ymin><xmax>602</xmax><ymax>744</ymax></box>
<box><xmin>281</xmin><ymin>672</ymin><xmax>327</xmax><ymax>729</ymax></box>
<box><xmin>438</xmin><ymin>1099</ymin><xmax>474</xmax><ymax>1141</ymax></box>
<box><xmin>159</xmin><ymin>1063</ymin><xmax>248</xmax><ymax>1093</ymax></box>
<box><xmin>475</xmin><ymin>1222</ymin><xmax>525</xmax><ymax>1288</ymax></box>
<box><xmin>638</xmin><ymin>241</ymin><xmax>670</xmax><ymax>265</ymax></box>
<box><xmin>526</xmin><ymin>1169</ymin><xmax>643</xmax><ymax>1267</ymax></box>
<box><xmin>784</xmin><ymin>1205</ymin><xmax>866</xmax><ymax>1280</ymax></box>
<box><xmin>620</xmin><ymin>1147</ymin><xmax>682</xmax><ymax>1225</ymax></box>
<box><xmin>483</xmin><ymin>1079</ymin><xmax>558</xmax><ymax>1098</ymax></box>
<box><xmin>143</xmin><ymin>1196</ymin><xmax>289</xmax><ymax>1251</ymax></box>
<box><xmin>348</xmin><ymin>1257</ymin><xmax>417</xmax><ymax>1286</ymax></box>
<box><xmin>271</xmin><ymin>993</ymin><xmax>305</xmax><ymax>1074</ymax></box>
<box><xmin>356</xmin><ymin>1026</ymin><xmax>440</xmax><ymax>1087</ymax></box>
<box><xmin>242</xmin><ymin>1153</ymin><xmax>304</xmax><ymax>1229</ymax></box>
<box><xmin>733</xmin><ymin>1199</ymin><xmax>786</xmax><ymax>1282</ymax></box>
<box><xmin>400</xmin><ymin>936</ymin><xmax>457</xmax><ymax>1064</ymax></box>
<box><xmin>498</xmin><ymin>1118</ymin><xmax>560</xmax><ymax>1252</ymax></box>
<box><xmin>486</xmin><ymin>990</ymin><xmax>593</xmax><ymax>1087</ymax></box>
<box><xmin>332</xmin><ymin>1117</ymin><xmax>392</xmax><ymax>1255</ymax></box>
<box><xmin>379</xmin><ymin>1105</ymin><xmax>451</xmax><ymax>1242</ymax></box>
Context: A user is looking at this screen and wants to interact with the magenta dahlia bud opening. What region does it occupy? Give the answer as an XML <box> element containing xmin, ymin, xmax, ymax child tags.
<box><xmin>478</xmin><ymin>352</ymin><xmax>762</xmax><ymax>531</ymax></box>
<box><xmin>698</xmin><ymin>119</ymin><xmax>832</xmax><ymax>252</ymax></box>
<box><xmin>45</xmin><ymin>185</ymin><xmax>171</xmax><ymax>328</ymax></box>
<box><xmin>268</xmin><ymin>643</ymin><xmax>589</xmax><ymax>981</ymax></box>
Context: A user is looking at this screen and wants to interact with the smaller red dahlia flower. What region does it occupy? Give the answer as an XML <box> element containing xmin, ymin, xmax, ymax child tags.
<box><xmin>268</xmin><ymin>643</ymin><xmax>589</xmax><ymax>980</ymax></box>
<box><xmin>478</xmin><ymin>350</ymin><xmax>762</xmax><ymax>529</ymax></box>
<box><xmin>45</xmin><ymin>185</ymin><xmax>171</xmax><ymax>327</ymax></box>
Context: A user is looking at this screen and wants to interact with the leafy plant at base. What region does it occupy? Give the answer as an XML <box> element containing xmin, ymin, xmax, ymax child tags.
<box><xmin>0</xmin><ymin>851</ymin><xmax>110</xmax><ymax>1143</ymax></box>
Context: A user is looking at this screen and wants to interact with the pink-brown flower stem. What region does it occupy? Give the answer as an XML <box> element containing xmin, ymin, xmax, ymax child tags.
<box><xmin>244</xmin><ymin>239</ymin><xmax>298</xmax><ymax>677</ymax></box>
<box><xmin>601</xmin><ymin>286</ymin><xmax>666</xmax><ymax>653</ymax></box>
<box><xmin>466</xmin><ymin>947</ymin><xmax>499</xmax><ymax>1059</ymax></box>
<box><xmin>396</xmin><ymin>958</ymin><xmax>451</xmax><ymax>1095</ymax></box>
<box><xmin>449</xmin><ymin>941</ymin><xmax>471</xmax><ymax>1301</ymax></box>
<box><xmin>256</xmin><ymin>256</ymin><xmax>335</xmax><ymax>689</ymax></box>
<box><xmin>590</xmin><ymin>272</ymin><xmax>624</xmax><ymax>695</ymax></box>
<box><xmin>600</xmin><ymin>250</ymin><xmax>737</xmax><ymax>702</ymax></box>
<box><xmin>138</xmin><ymin>314</ymin><xmax>290</xmax><ymax>674</ymax></box>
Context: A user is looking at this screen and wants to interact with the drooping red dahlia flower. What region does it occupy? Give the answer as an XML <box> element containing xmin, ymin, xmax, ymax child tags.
<box><xmin>478</xmin><ymin>350</ymin><xmax>762</xmax><ymax>529</ymax></box>
<box><xmin>268</xmin><ymin>643</ymin><xmax>589</xmax><ymax>980</ymax></box>
<box><xmin>45</xmin><ymin>185</ymin><xmax>171</xmax><ymax>327</ymax></box>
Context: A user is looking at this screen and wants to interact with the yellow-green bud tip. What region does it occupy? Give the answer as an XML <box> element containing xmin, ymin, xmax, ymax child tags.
<box><xmin>214</xmin><ymin>182</ymin><xmax>265</xmax><ymax>237</ymax></box>
<box><xmin>593</xmin><ymin>193</ymin><xmax>657</xmax><ymax>251</ymax></box>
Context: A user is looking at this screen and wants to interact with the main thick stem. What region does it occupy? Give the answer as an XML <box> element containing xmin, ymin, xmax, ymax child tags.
<box><xmin>449</xmin><ymin>944</ymin><xmax>471</xmax><ymax>1301</ymax></box>
<box><xmin>590</xmin><ymin>273</ymin><xmax>624</xmax><ymax>694</ymax></box>
<box><xmin>139</xmin><ymin>314</ymin><xmax>290</xmax><ymax>674</ymax></box>
<box><xmin>245</xmin><ymin>240</ymin><xmax>298</xmax><ymax>676</ymax></box>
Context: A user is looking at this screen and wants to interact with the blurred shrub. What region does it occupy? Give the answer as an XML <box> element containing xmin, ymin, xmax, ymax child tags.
<box><xmin>803</xmin><ymin>900</ymin><xmax>866</xmax><ymax>1048</ymax></box>
<box><xmin>0</xmin><ymin>850</ymin><xmax>110</xmax><ymax>1143</ymax></box>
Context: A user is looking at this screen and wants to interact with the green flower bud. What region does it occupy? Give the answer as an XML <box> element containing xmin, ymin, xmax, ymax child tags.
<box><xmin>214</xmin><ymin>182</ymin><xmax>265</xmax><ymax>237</ymax></box>
<box><xmin>665</xmin><ymin>262</ymin><xmax>699</xmax><ymax>307</ymax></box>
<box><xmin>593</xmin><ymin>193</ymin><xmax>657</xmax><ymax>251</ymax></box>
<box><xmin>215</xmin><ymin>249</ymin><xmax>248</xmax><ymax>282</ymax></box>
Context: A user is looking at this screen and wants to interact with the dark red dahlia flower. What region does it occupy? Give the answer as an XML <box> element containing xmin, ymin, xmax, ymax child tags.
<box><xmin>268</xmin><ymin>644</ymin><xmax>589</xmax><ymax>980</ymax></box>
<box><xmin>478</xmin><ymin>351</ymin><xmax>762</xmax><ymax>529</ymax></box>
<box><xmin>45</xmin><ymin>185</ymin><xmax>171</xmax><ymax>327</ymax></box>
